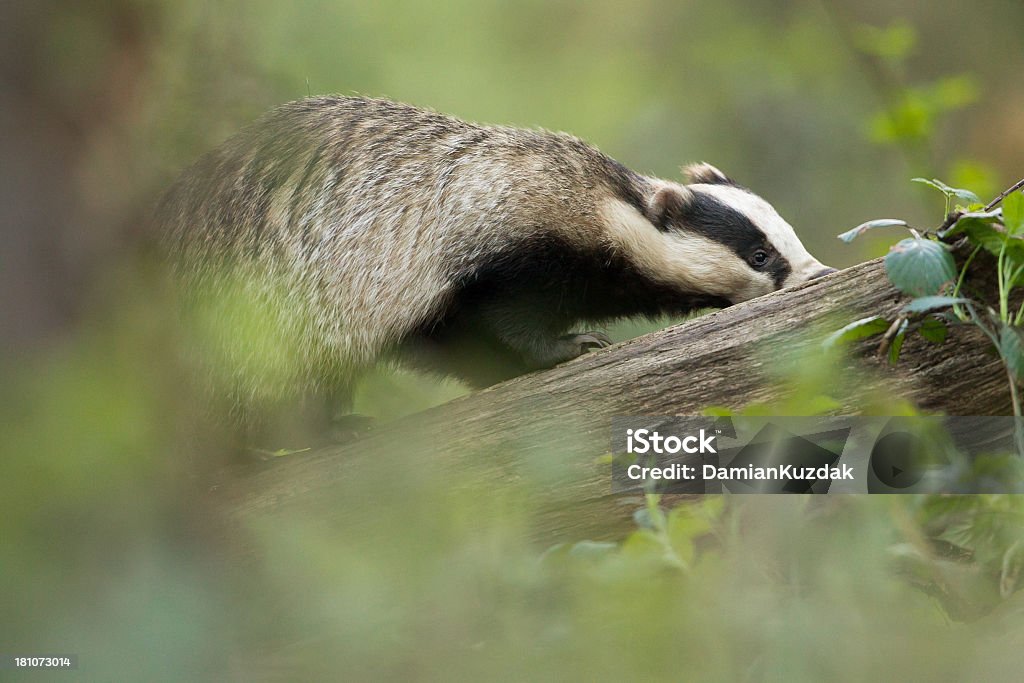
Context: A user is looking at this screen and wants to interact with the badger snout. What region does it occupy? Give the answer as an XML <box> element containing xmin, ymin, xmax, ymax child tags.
<box><xmin>781</xmin><ymin>263</ymin><xmax>837</xmax><ymax>290</ymax></box>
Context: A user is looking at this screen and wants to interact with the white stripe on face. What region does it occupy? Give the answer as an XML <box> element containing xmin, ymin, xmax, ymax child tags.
<box><xmin>600</xmin><ymin>197</ymin><xmax>775</xmax><ymax>303</ymax></box>
<box><xmin>689</xmin><ymin>184</ymin><xmax>829</xmax><ymax>287</ymax></box>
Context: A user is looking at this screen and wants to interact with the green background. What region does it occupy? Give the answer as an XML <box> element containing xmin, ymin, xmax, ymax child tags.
<box><xmin>3</xmin><ymin>1</ymin><xmax>1024</xmax><ymax>679</ymax></box>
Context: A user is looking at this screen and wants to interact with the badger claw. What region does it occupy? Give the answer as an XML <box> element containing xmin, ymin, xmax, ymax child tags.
<box><xmin>564</xmin><ymin>331</ymin><xmax>613</xmax><ymax>352</ymax></box>
<box><xmin>512</xmin><ymin>331</ymin><xmax>615</xmax><ymax>368</ymax></box>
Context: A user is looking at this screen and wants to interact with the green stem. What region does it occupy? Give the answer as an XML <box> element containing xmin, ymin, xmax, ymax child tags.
<box><xmin>952</xmin><ymin>244</ymin><xmax>982</xmax><ymax>321</ymax></box>
<box><xmin>1011</xmin><ymin>263</ymin><xmax>1024</xmax><ymax>285</ymax></box>
<box><xmin>966</xmin><ymin>305</ymin><xmax>1024</xmax><ymax>454</ymax></box>
<box><xmin>1005</xmin><ymin>363</ymin><xmax>1024</xmax><ymax>457</ymax></box>
<box><xmin>1008</xmin><ymin>364</ymin><xmax>1023</xmax><ymax>418</ymax></box>
<box><xmin>965</xmin><ymin>302</ymin><xmax>1000</xmax><ymax>347</ymax></box>
<box><xmin>1010</xmin><ymin>264</ymin><xmax>1024</xmax><ymax>325</ymax></box>
<box><xmin>998</xmin><ymin>240</ymin><xmax>1009</xmax><ymax>323</ymax></box>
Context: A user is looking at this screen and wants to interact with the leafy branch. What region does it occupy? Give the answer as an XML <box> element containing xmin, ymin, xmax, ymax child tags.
<box><xmin>835</xmin><ymin>177</ymin><xmax>1024</xmax><ymax>451</ymax></box>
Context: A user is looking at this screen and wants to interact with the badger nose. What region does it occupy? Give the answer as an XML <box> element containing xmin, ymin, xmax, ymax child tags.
<box><xmin>810</xmin><ymin>267</ymin><xmax>837</xmax><ymax>279</ymax></box>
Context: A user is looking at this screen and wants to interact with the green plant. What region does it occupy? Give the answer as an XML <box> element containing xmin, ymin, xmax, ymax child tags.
<box><xmin>845</xmin><ymin>19</ymin><xmax>981</xmax><ymax>174</ymax></box>
<box><xmin>836</xmin><ymin>177</ymin><xmax>1024</xmax><ymax>448</ymax></box>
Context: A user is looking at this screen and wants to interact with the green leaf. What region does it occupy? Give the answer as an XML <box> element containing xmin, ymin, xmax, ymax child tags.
<box><xmin>251</xmin><ymin>446</ymin><xmax>312</xmax><ymax>458</ymax></box>
<box><xmin>822</xmin><ymin>316</ymin><xmax>889</xmax><ymax>348</ymax></box>
<box><xmin>919</xmin><ymin>317</ymin><xmax>948</xmax><ymax>344</ymax></box>
<box><xmin>951</xmin><ymin>188</ymin><xmax>982</xmax><ymax>206</ymax></box>
<box><xmin>619</xmin><ymin>530</ymin><xmax>663</xmax><ymax>561</ymax></box>
<box><xmin>889</xmin><ymin>320</ymin><xmax>908</xmax><ymax>365</ymax></box>
<box><xmin>947</xmin><ymin>211</ymin><xmax>1024</xmax><ymax>274</ymax></box>
<box><xmin>568</xmin><ymin>540</ymin><xmax>618</xmax><ymax>561</ymax></box>
<box><xmin>999</xmin><ymin>325</ymin><xmax>1024</xmax><ymax>382</ymax></box>
<box><xmin>667</xmin><ymin>513</ymin><xmax>710</xmax><ymax>566</ymax></box>
<box><xmin>871</xmin><ymin>100</ymin><xmax>932</xmax><ymax>144</ymax></box>
<box><xmin>955</xmin><ymin>208</ymin><xmax>1004</xmax><ymax>221</ymax></box>
<box><xmin>912</xmin><ymin>177</ymin><xmax>953</xmax><ymax>195</ymax></box>
<box><xmin>853</xmin><ymin>21</ymin><xmax>916</xmax><ymax>61</ymax></box>
<box><xmin>633</xmin><ymin>507</ymin><xmax>656</xmax><ymax>530</ymax></box>
<box><xmin>1004</xmin><ymin>192</ymin><xmax>1024</xmax><ymax>236</ymax></box>
<box><xmin>911</xmin><ymin>177</ymin><xmax>979</xmax><ymax>204</ymax></box>
<box><xmin>944</xmin><ymin>214</ymin><xmax>1021</xmax><ymax>260</ymax></box>
<box><xmin>930</xmin><ymin>75</ymin><xmax>980</xmax><ymax>111</ymax></box>
<box><xmin>837</xmin><ymin>218</ymin><xmax>908</xmax><ymax>243</ymax></box>
<box><xmin>901</xmin><ymin>296</ymin><xmax>970</xmax><ymax>314</ymax></box>
<box><xmin>936</xmin><ymin>209</ymin><xmax>1000</xmax><ymax>238</ymax></box>
<box><xmin>1001</xmin><ymin>540</ymin><xmax>1024</xmax><ymax>598</ymax></box>
<box><xmin>634</xmin><ymin>501</ymin><xmax>666</xmax><ymax>531</ymax></box>
<box><xmin>884</xmin><ymin>237</ymin><xmax>957</xmax><ymax>297</ymax></box>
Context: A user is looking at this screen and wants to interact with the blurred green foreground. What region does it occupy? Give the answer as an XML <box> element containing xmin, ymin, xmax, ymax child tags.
<box><xmin>3</xmin><ymin>0</ymin><xmax>1024</xmax><ymax>680</ymax></box>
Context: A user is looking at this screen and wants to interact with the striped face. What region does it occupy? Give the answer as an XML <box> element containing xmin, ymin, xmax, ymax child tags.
<box><xmin>679</xmin><ymin>181</ymin><xmax>833</xmax><ymax>302</ymax></box>
<box><xmin>601</xmin><ymin>163</ymin><xmax>833</xmax><ymax>305</ymax></box>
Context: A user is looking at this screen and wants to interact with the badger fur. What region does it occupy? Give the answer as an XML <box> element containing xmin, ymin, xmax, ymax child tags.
<box><xmin>158</xmin><ymin>96</ymin><xmax>832</xmax><ymax>419</ymax></box>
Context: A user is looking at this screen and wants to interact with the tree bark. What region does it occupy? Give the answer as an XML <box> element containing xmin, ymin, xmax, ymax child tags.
<box><xmin>215</xmin><ymin>256</ymin><xmax>1012</xmax><ymax>544</ymax></box>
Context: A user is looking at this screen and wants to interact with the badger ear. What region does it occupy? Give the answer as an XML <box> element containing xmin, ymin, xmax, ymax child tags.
<box><xmin>646</xmin><ymin>185</ymin><xmax>694</xmax><ymax>229</ymax></box>
<box><xmin>682</xmin><ymin>162</ymin><xmax>734</xmax><ymax>186</ymax></box>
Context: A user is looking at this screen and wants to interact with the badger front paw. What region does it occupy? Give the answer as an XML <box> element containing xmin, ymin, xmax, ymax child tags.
<box><xmin>563</xmin><ymin>331</ymin><xmax>613</xmax><ymax>353</ymax></box>
<box><xmin>544</xmin><ymin>331</ymin><xmax>613</xmax><ymax>364</ymax></box>
<box><xmin>494</xmin><ymin>327</ymin><xmax>614</xmax><ymax>369</ymax></box>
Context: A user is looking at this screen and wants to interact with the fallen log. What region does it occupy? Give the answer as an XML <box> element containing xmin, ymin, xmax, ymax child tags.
<box><xmin>216</xmin><ymin>256</ymin><xmax>1011</xmax><ymax>543</ymax></box>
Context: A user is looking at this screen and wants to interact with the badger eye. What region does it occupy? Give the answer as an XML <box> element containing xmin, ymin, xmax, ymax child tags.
<box><xmin>749</xmin><ymin>250</ymin><xmax>770</xmax><ymax>267</ymax></box>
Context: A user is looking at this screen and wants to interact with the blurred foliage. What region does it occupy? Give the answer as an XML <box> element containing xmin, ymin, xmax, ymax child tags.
<box><xmin>4</xmin><ymin>0</ymin><xmax>1024</xmax><ymax>680</ymax></box>
<box><xmin>837</xmin><ymin>174</ymin><xmax>1024</xmax><ymax>442</ymax></box>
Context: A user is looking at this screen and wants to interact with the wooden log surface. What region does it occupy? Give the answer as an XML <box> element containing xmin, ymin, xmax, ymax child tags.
<box><xmin>215</xmin><ymin>256</ymin><xmax>1012</xmax><ymax>544</ymax></box>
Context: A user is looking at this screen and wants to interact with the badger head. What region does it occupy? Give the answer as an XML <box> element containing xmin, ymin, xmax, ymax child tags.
<box><xmin>604</xmin><ymin>162</ymin><xmax>834</xmax><ymax>305</ymax></box>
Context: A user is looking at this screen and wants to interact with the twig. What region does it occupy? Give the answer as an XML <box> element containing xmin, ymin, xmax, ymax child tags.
<box><xmin>877</xmin><ymin>315</ymin><xmax>907</xmax><ymax>358</ymax></box>
<box><xmin>939</xmin><ymin>178</ymin><xmax>1024</xmax><ymax>236</ymax></box>
<box><xmin>984</xmin><ymin>177</ymin><xmax>1024</xmax><ymax>212</ymax></box>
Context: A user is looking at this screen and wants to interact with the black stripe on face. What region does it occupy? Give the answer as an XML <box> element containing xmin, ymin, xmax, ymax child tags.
<box><xmin>669</xmin><ymin>190</ymin><xmax>792</xmax><ymax>288</ymax></box>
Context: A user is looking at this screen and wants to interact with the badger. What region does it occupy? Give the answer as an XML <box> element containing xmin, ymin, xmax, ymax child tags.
<box><xmin>158</xmin><ymin>96</ymin><xmax>833</xmax><ymax>425</ymax></box>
